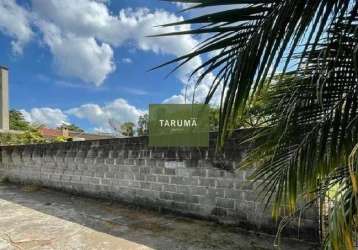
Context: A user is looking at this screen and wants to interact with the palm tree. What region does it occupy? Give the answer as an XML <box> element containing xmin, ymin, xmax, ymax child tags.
<box><xmin>155</xmin><ymin>1</ymin><xmax>358</xmax><ymax>249</ymax></box>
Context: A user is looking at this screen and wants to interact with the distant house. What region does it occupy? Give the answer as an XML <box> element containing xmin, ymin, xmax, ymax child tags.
<box><xmin>39</xmin><ymin>127</ymin><xmax>65</xmax><ymax>139</ymax></box>
<box><xmin>39</xmin><ymin>127</ymin><xmax>115</xmax><ymax>141</ymax></box>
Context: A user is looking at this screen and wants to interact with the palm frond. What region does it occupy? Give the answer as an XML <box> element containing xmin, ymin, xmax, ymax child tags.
<box><xmin>243</xmin><ymin>10</ymin><xmax>358</xmax><ymax>247</ymax></box>
<box><xmin>157</xmin><ymin>0</ymin><xmax>358</xmax><ymax>247</ymax></box>
<box><xmin>157</xmin><ymin>0</ymin><xmax>354</xmax><ymax>145</ymax></box>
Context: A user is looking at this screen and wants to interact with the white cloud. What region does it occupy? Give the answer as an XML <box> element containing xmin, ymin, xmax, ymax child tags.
<box><xmin>163</xmin><ymin>73</ymin><xmax>223</xmax><ymax>104</ymax></box>
<box><xmin>20</xmin><ymin>98</ymin><xmax>145</xmax><ymax>132</ymax></box>
<box><xmin>36</xmin><ymin>20</ymin><xmax>115</xmax><ymax>86</ymax></box>
<box><xmin>163</xmin><ymin>95</ymin><xmax>186</xmax><ymax>104</ymax></box>
<box><xmin>31</xmin><ymin>0</ymin><xmax>114</xmax><ymax>40</ymax></box>
<box><xmin>31</xmin><ymin>1</ymin><xmax>197</xmax><ymax>53</ymax></box>
<box><xmin>121</xmin><ymin>87</ymin><xmax>148</xmax><ymax>96</ymax></box>
<box><xmin>112</xmin><ymin>8</ymin><xmax>220</xmax><ymax>104</ymax></box>
<box><xmin>175</xmin><ymin>3</ymin><xmax>195</xmax><ymax>9</ymax></box>
<box><xmin>29</xmin><ymin>0</ymin><xmax>212</xmax><ymax>95</ymax></box>
<box><xmin>1</xmin><ymin>0</ymin><xmax>222</xmax><ymax>105</ymax></box>
<box><xmin>31</xmin><ymin>1</ymin><xmax>202</xmax><ymax>85</ymax></box>
<box><xmin>0</xmin><ymin>0</ymin><xmax>33</xmax><ymax>54</ymax></box>
<box><xmin>121</xmin><ymin>58</ymin><xmax>133</xmax><ymax>64</ymax></box>
<box><xmin>30</xmin><ymin>0</ymin><xmax>117</xmax><ymax>85</ymax></box>
<box><xmin>175</xmin><ymin>2</ymin><xmax>242</xmax><ymax>16</ymax></box>
<box><xmin>20</xmin><ymin>108</ymin><xmax>68</xmax><ymax>128</ymax></box>
<box><xmin>114</xmin><ymin>8</ymin><xmax>204</xmax><ymax>85</ymax></box>
<box><xmin>66</xmin><ymin>98</ymin><xmax>145</xmax><ymax>132</ymax></box>
<box><xmin>113</xmin><ymin>8</ymin><xmax>219</xmax><ymax>104</ymax></box>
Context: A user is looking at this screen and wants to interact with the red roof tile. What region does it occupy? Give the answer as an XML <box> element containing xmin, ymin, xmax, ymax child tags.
<box><xmin>39</xmin><ymin>128</ymin><xmax>63</xmax><ymax>138</ymax></box>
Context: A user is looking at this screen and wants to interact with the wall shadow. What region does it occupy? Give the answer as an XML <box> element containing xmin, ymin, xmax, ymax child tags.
<box><xmin>0</xmin><ymin>183</ymin><xmax>318</xmax><ymax>250</ymax></box>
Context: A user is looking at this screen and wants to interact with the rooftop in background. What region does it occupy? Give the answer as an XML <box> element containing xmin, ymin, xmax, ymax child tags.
<box><xmin>39</xmin><ymin>127</ymin><xmax>63</xmax><ymax>138</ymax></box>
<box><xmin>39</xmin><ymin>127</ymin><xmax>116</xmax><ymax>141</ymax></box>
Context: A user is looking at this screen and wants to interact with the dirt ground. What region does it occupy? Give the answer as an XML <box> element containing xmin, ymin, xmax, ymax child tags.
<box><xmin>0</xmin><ymin>183</ymin><xmax>317</xmax><ymax>250</ymax></box>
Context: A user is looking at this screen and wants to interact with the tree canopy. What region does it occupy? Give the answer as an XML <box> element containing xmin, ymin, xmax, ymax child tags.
<box><xmin>57</xmin><ymin>123</ymin><xmax>84</xmax><ymax>133</ymax></box>
<box><xmin>120</xmin><ymin>122</ymin><xmax>135</xmax><ymax>137</ymax></box>
<box><xmin>137</xmin><ymin>114</ymin><xmax>149</xmax><ymax>136</ymax></box>
<box><xmin>158</xmin><ymin>1</ymin><xmax>358</xmax><ymax>248</ymax></box>
<box><xmin>9</xmin><ymin>109</ymin><xmax>31</xmax><ymax>131</ymax></box>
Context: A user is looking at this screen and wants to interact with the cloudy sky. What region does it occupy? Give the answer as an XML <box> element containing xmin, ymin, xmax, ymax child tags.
<box><xmin>0</xmin><ymin>0</ymin><xmax>220</xmax><ymax>132</ymax></box>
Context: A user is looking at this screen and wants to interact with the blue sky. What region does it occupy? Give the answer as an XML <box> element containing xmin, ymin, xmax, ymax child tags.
<box><xmin>0</xmin><ymin>0</ymin><xmax>218</xmax><ymax>132</ymax></box>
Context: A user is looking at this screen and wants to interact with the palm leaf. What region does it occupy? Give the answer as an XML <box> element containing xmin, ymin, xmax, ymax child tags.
<box><xmin>157</xmin><ymin>0</ymin><xmax>353</xmax><ymax>145</ymax></box>
<box><xmin>156</xmin><ymin>0</ymin><xmax>358</xmax><ymax>247</ymax></box>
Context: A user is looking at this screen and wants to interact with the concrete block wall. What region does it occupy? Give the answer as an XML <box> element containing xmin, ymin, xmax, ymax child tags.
<box><xmin>0</xmin><ymin>129</ymin><xmax>318</xmax><ymax>240</ymax></box>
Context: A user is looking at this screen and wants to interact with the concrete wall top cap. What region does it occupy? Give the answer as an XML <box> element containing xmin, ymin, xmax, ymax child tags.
<box><xmin>0</xmin><ymin>65</ymin><xmax>8</xmax><ymax>70</ymax></box>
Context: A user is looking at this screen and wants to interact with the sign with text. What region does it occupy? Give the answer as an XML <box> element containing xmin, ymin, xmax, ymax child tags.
<box><xmin>149</xmin><ymin>104</ymin><xmax>209</xmax><ymax>147</ymax></box>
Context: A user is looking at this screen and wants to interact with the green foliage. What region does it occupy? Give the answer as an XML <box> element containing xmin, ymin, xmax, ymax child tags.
<box><xmin>156</xmin><ymin>0</ymin><xmax>357</xmax><ymax>146</ymax></box>
<box><xmin>137</xmin><ymin>114</ymin><xmax>149</xmax><ymax>136</ymax></box>
<box><xmin>238</xmin><ymin>86</ymin><xmax>270</xmax><ymax>128</ymax></box>
<box><xmin>0</xmin><ymin>129</ymin><xmax>45</xmax><ymax>145</ymax></box>
<box><xmin>0</xmin><ymin>133</ymin><xmax>19</xmax><ymax>145</ymax></box>
<box><xmin>57</xmin><ymin>123</ymin><xmax>84</xmax><ymax>132</ymax></box>
<box><xmin>19</xmin><ymin>129</ymin><xmax>46</xmax><ymax>144</ymax></box>
<box><xmin>2</xmin><ymin>109</ymin><xmax>46</xmax><ymax>145</ymax></box>
<box><xmin>9</xmin><ymin>109</ymin><xmax>31</xmax><ymax>131</ymax></box>
<box><xmin>239</xmin><ymin>19</ymin><xmax>358</xmax><ymax>250</ymax></box>
<box><xmin>209</xmin><ymin>108</ymin><xmax>220</xmax><ymax>131</ymax></box>
<box><xmin>121</xmin><ymin>122</ymin><xmax>135</xmax><ymax>137</ymax></box>
<box><xmin>158</xmin><ymin>1</ymin><xmax>358</xmax><ymax>248</ymax></box>
<box><xmin>209</xmin><ymin>92</ymin><xmax>268</xmax><ymax>131</ymax></box>
<box><xmin>53</xmin><ymin>136</ymin><xmax>70</xmax><ymax>142</ymax></box>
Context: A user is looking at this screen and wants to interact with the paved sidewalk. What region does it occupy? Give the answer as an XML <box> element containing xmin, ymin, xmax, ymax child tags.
<box><xmin>0</xmin><ymin>183</ymin><xmax>317</xmax><ymax>250</ymax></box>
